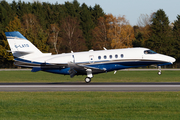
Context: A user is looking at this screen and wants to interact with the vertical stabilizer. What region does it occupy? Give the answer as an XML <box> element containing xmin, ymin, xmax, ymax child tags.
<box><xmin>5</xmin><ymin>31</ymin><xmax>43</xmax><ymax>59</ymax></box>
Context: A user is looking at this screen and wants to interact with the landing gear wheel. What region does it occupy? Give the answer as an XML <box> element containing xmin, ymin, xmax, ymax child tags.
<box><xmin>85</xmin><ymin>77</ymin><xmax>91</xmax><ymax>83</ymax></box>
<box><xmin>158</xmin><ymin>66</ymin><xmax>162</xmax><ymax>75</ymax></box>
<box><xmin>158</xmin><ymin>71</ymin><xmax>162</xmax><ymax>75</ymax></box>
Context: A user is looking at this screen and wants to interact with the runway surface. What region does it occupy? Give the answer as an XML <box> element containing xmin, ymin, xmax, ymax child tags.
<box><xmin>1</xmin><ymin>82</ymin><xmax>180</xmax><ymax>92</ymax></box>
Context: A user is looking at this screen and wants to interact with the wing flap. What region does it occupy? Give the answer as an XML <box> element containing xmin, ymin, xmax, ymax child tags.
<box><xmin>68</xmin><ymin>62</ymin><xmax>106</xmax><ymax>76</ymax></box>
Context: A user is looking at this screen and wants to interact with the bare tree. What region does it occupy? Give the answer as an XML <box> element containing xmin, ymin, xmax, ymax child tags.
<box><xmin>92</xmin><ymin>17</ymin><xmax>110</xmax><ymax>50</ymax></box>
<box><xmin>22</xmin><ymin>14</ymin><xmax>38</xmax><ymax>31</ymax></box>
<box><xmin>137</xmin><ymin>14</ymin><xmax>151</xmax><ymax>27</ymax></box>
<box><xmin>49</xmin><ymin>24</ymin><xmax>60</xmax><ymax>54</ymax></box>
<box><xmin>136</xmin><ymin>13</ymin><xmax>154</xmax><ymax>45</ymax></box>
<box><xmin>60</xmin><ymin>16</ymin><xmax>86</xmax><ymax>52</ymax></box>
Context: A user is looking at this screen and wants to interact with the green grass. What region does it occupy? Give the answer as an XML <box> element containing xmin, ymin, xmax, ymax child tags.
<box><xmin>0</xmin><ymin>70</ymin><xmax>180</xmax><ymax>82</ymax></box>
<box><xmin>0</xmin><ymin>92</ymin><xmax>180</xmax><ymax>120</ymax></box>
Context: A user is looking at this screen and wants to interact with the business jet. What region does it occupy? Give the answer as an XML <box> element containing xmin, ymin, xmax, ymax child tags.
<box><xmin>5</xmin><ymin>31</ymin><xmax>176</xmax><ymax>83</ymax></box>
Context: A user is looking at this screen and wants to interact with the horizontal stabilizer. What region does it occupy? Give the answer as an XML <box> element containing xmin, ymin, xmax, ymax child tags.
<box><xmin>31</xmin><ymin>67</ymin><xmax>42</xmax><ymax>72</ymax></box>
<box><xmin>6</xmin><ymin>50</ymin><xmax>11</xmax><ymax>52</ymax></box>
<box><xmin>14</xmin><ymin>51</ymin><xmax>33</xmax><ymax>54</ymax></box>
<box><xmin>12</xmin><ymin>51</ymin><xmax>34</xmax><ymax>57</ymax></box>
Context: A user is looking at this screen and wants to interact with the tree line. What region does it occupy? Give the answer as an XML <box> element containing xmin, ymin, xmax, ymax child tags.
<box><xmin>0</xmin><ymin>0</ymin><xmax>180</xmax><ymax>68</ymax></box>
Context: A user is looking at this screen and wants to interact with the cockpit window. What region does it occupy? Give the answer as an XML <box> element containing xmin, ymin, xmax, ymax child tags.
<box><xmin>144</xmin><ymin>50</ymin><xmax>157</xmax><ymax>54</ymax></box>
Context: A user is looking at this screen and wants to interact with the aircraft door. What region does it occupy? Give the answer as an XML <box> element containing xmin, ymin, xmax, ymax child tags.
<box><xmin>89</xmin><ymin>55</ymin><xmax>94</xmax><ymax>64</ymax></box>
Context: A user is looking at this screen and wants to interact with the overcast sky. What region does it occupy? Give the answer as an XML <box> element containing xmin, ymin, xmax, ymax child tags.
<box><xmin>6</xmin><ymin>0</ymin><xmax>180</xmax><ymax>26</ymax></box>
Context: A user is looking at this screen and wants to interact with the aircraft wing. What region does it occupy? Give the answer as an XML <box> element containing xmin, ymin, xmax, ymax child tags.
<box><xmin>42</xmin><ymin>62</ymin><xmax>105</xmax><ymax>73</ymax></box>
<box><xmin>31</xmin><ymin>63</ymin><xmax>68</xmax><ymax>72</ymax></box>
<box><xmin>67</xmin><ymin>62</ymin><xmax>106</xmax><ymax>78</ymax></box>
<box><xmin>31</xmin><ymin>62</ymin><xmax>105</xmax><ymax>78</ymax></box>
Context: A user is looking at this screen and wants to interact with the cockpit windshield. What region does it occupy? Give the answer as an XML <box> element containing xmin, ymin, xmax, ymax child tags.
<box><xmin>144</xmin><ymin>50</ymin><xmax>157</xmax><ymax>54</ymax></box>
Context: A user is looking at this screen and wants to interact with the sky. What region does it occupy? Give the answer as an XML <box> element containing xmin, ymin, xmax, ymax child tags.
<box><xmin>5</xmin><ymin>0</ymin><xmax>180</xmax><ymax>26</ymax></box>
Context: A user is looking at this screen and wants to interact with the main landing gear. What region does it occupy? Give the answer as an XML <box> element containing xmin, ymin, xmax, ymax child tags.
<box><xmin>158</xmin><ymin>66</ymin><xmax>162</xmax><ymax>75</ymax></box>
<box><xmin>84</xmin><ymin>69</ymin><xmax>93</xmax><ymax>83</ymax></box>
<box><xmin>85</xmin><ymin>77</ymin><xmax>91</xmax><ymax>83</ymax></box>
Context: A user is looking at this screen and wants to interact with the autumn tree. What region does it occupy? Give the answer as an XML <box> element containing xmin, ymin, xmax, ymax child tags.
<box><xmin>0</xmin><ymin>16</ymin><xmax>22</xmax><ymax>68</ymax></box>
<box><xmin>6</xmin><ymin>16</ymin><xmax>23</xmax><ymax>32</ymax></box>
<box><xmin>106</xmin><ymin>14</ymin><xmax>134</xmax><ymax>49</ymax></box>
<box><xmin>92</xmin><ymin>16</ymin><xmax>110</xmax><ymax>50</ymax></box>
<box><xmin>22</xmin><ymin>13</ymin><xmax>49</xmax><ymax>53</ymax></box>
<box><xmin>60</xmin><ymin>16</ymin><xmax>87</xmax><ymax>52</ymax></box>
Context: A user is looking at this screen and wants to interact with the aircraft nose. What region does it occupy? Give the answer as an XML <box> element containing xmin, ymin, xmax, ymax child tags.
<box><xmin>168</xmin><ymin>56</ymin><xmax>176</xmax><ymax>63</ymax></box>
<box><xmin>172</xmin><ymin>57</ymin><xmax>176</xmax><ymax>63</ymax></box>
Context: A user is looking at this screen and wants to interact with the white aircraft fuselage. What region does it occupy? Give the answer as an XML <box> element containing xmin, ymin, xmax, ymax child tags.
<box><xmin>5</xmin><ymin>31</ymin><xmax>176</xmax><ymax>83</ymax></box>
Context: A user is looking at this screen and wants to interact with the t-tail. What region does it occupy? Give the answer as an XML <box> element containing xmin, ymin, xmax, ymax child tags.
<box><xmin>5</xmin><ymin>31</ymin><xmax>51</xmax><ymax>67</ymax></box>
<box><xmin>5</xmin><ymin>31</ymin><xmax>43</xmax><ymax>58</ymax></box>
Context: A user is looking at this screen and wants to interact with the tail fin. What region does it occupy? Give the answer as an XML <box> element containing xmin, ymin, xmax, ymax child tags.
<box><xmin>5</xmin><ymin>31</ymin><xmax>43</xmax><ymax>58</ymax></box>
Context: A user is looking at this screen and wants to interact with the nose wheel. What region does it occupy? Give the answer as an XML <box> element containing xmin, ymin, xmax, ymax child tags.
<box><xmin>158</xmin><ymin>71</ymin><xmax>162</xmax><ymax>75</ymax></box>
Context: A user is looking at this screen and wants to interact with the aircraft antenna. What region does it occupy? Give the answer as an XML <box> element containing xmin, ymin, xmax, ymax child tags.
<box><xmin>103</xmin><ymin>47</ymin><xmax>107</xmax><ymax>50</ymax></box>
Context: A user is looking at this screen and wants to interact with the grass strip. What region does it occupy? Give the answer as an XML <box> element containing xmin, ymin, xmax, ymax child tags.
<box><xmin>0</xmin><ymin>70</ymin><xmax>180</xmax><ymax>82</ymax></box>
<box><xmin>0</xmin><ymin>92</ymin><xmax>180</xmax><ymax>120</ymax></box>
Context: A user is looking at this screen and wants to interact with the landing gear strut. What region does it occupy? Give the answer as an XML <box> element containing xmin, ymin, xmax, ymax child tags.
<box><xmin>85</xmin><ymin>69</ymin><xmax>93</xmax><ymax>83</ymax></box>
<box><xmin>158</xmin><ymin>66</ymin><xmax>162</xmax><ymax>75</ymax></box>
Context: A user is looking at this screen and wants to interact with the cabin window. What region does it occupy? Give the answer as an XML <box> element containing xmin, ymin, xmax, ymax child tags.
<box><xmin>115</xmin><ymin>54</ymin><xmax>118</xmax><ymax>58</ymax></box>
<box><xmin>104</xmin><ymin>55</ymin><xmax>107</xmax><ymax>59</ymax></box>
<box><xmin>121</xmin><ymin>54</ymin><xmax>124</xmax><ymax>58</ymax></box>
<box><xmin>98</xmin><ymin>56</ymin><xmax>101</xmax><ymax>60</ymax></box>
<box><xmin>144</xmin><ymin>50</ymin><xmax>156</xmax><ymax>54</ymax></box>
<box><xmin>109</xmin><ymin>55</ymin><xmax>112</xmax><ymax>59</ymax></box>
